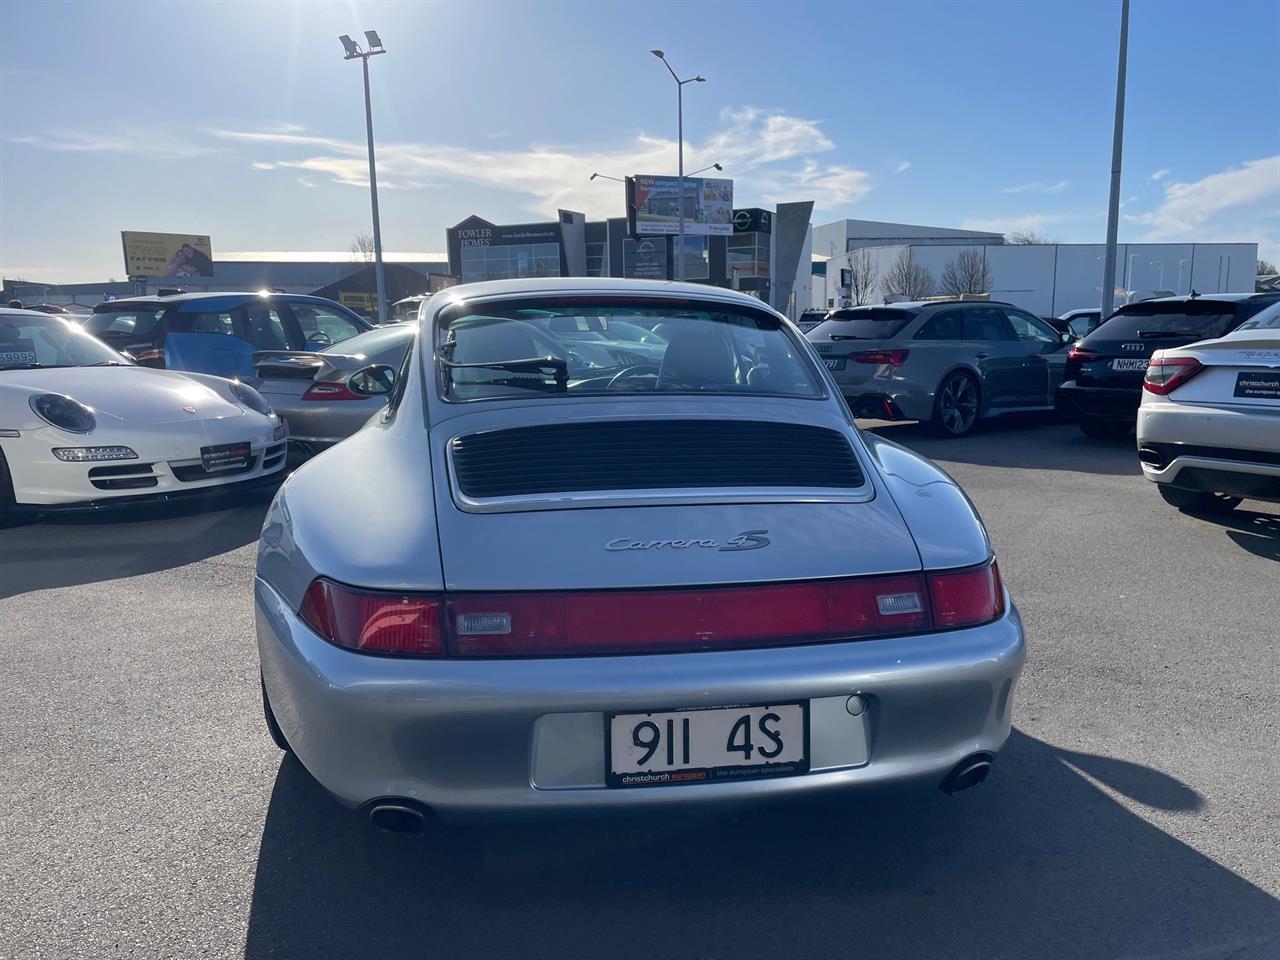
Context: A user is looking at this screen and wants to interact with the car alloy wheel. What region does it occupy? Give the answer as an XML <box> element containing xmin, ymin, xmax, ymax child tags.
<box><xmin>934</xmin><ymin>373</ymin><xmax>979</xmax><ymax>437</ymax></box>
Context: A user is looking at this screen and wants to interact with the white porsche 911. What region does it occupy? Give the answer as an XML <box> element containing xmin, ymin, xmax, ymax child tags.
<box><xmin>0</xmin><ymin>308</ymin><xmax>287</xmax><ymax>524</ymax></box>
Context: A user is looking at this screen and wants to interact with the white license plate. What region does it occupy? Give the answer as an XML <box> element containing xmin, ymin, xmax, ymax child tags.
<box><xmin>1110</xmin><ymin>358</ymin><xmax>1149</xmax><ymax>371</ymax></box>
<box><xmin>607</xmin><ymin>702</ymin><xmax>808</xmax><ymax>788</ymax></box>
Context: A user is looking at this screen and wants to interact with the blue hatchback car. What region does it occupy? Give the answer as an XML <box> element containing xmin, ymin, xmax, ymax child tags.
<box><xmin>84</xmin><ymin>293</ymin><xmax>373</xmax><ymax>379</ymax></box>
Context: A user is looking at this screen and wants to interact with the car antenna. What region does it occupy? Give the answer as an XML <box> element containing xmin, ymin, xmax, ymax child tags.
<box><xmin>1189</xmin><ymin>288</ymin><xmax>1199</xmax><ymax>299</ymax></box>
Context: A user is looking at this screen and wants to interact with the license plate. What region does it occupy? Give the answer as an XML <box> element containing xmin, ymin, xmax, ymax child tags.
<box><xmin>1110</xmin><ymin>358</ymin><xmax>1149</xmax><ymax>371</ymax></box>
<box><xmin>823</xmin><ymin>358</ymin><xmax>846</xmax><ymax>370</ymax></box>
<box><xmin>606</xmin><ymin>702</ymin><xmax>808</xmax><ymax>788</ymax></box>
<box><xmin>1234</xmin><ymin>370</ymin><xmax>1280</xmax><ymax>399</ymax></box>
<box><xmin>200</xmin><ymin>441</ymin><xmax>251</xmax><ymax>472</ymax></box>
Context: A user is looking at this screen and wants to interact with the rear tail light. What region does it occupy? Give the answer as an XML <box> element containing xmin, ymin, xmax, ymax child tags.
<box><xmin>134</xmin><ymin>347</ymin><xmax>164</xmax><ymax>363</ymax></box>
<box><xmin>296</xmin><ymin>561</ymin><xmax>1004</xmax><ymax>658</ymax></box>
<box><xmin>302</xmin><ymin>381</ymin><xmax>361</xmax><ymax>401</ymax></box>
<box><xmin>299</xmin><ymin>579</ymin><xmax>444</xmax><ymax>656</ymax></box>
<box><xmin>853</xmin><ymin>349</ymin><xmax>909</xmax><ymax>367</ymax></box>
<box><xmin>1143</xmin><ymin>356</ymin><xmax>1203</xmax><ymax>395</ymax></box>
<box><xmin>1064</xmin><ymin>347</ymin><xmax>1098</xmax><ymax>380</ymax></box>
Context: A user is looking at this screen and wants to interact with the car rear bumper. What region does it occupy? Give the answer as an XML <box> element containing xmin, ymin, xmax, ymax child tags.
<box><xmin>255</xmin><ymin>577</ymin><xmax>1026</xmax><ymax>818</ymax></box>
<box><xmin>1137</xmin><ymin>401</ymin><xmax>1280</xmax><ymax>499</ymax></box>
<box><xmin>1055</xmin><ymin>381</ymin><xmax>1140</xmax><ymax>422</ymax></box>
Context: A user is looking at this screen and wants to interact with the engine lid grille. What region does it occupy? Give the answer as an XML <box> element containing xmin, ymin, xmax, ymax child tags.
<box><xmin>450</xmin><ymin>420</ymin><xmax>865</xmax><ymax>499</ymax></box>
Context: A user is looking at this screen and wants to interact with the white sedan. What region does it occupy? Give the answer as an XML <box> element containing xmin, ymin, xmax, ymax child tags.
<box><xmin>0</xmin><ymin>308</ymin><xmax>286</xmax><ymax>524</ymax></box>
<box><xmin>1137</xmin><ymin>301</ymin><xmax>1280</xmax><ymax>513</ymax></box>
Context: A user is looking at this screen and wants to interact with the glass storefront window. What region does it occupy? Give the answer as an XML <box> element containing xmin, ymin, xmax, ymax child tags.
<box><xmin>678</xmin><ymin>236</ymin><xmax>709</xmax><ymax>280</ymax></box>
<box><xmin>459</xmin><ymin>242</ymin><xmax>564</xmax><ymax>283</ymax></box>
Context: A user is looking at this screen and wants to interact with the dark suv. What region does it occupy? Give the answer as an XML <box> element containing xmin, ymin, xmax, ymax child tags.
<box><xmin>84</xmin><ymin>293</ymin><xmax>372</xmax><ymax>380</ymax></box>
<box><xmin>1056</xmin><ymin>292</ymin><xmax>1280</xmax><ymax>439</ymax></box>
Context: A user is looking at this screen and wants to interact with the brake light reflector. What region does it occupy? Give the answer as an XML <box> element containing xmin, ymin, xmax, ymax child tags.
<box><xmin>302</xmin><ymin>381</ymin><xmax>361</xmax><ymax>401</ymax></box>
<box><xmin>928</xmin><ymin>562</ymin><xmax>1004</xmax><ymax>628</ymax></box>
<box><xmin>1143</xmin><ymin>356</ymin><xmax>1204</xmax><ymax>395</ymax></box>
<box><xmin>299</xmin><ymin>579</ymin><xmax>444</xmax><ymax>655</ymax></box>
<box><xmin>854</xmin><ymin>349</ymin><xmax>910</xmax><ymax>367</ymax></box>
<box><xmin>1064</xmin><ymin>347</ymin><xmax>1098</xmax><ymax>380</ymax></box>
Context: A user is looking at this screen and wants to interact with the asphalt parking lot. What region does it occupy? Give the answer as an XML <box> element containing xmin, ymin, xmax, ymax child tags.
<box><xmin>3</xmin><ymin>418</ymin><xmax>1278</xmax><ymax>960</ymax></box>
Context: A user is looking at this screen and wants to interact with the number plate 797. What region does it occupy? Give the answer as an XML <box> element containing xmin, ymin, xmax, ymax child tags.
<box><xmin>606</xmin><ymin>702</ymin><xmax>809</xmax><ymax>788</ymax></box>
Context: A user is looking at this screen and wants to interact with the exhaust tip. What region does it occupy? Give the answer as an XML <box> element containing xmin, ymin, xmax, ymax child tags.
<box><xmin>940</xmin><ymin>752</ymin><xmax>994</xmax><ymax>796</ymax></box>
<box><xmin>367</xmin><ymin>801</ymin><xmax>431</xmax><ymax>836</ymax></box>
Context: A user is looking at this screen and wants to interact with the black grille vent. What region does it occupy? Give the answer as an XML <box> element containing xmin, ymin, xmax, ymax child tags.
<box><xmin>451</xmin><ymin>420</ymin><xmax>865</xmax><ymax>499</ymax></box>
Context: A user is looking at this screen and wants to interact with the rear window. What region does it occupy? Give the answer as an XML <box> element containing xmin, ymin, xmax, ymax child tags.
<box><xmin>84</xmin><ymin>308</ymin><xmax>165</xmax><ymax>338</ymax></box>
<box><xmin>435</xmin><ymin>296</ymin><xmax>822</xmax><ymax>402</ymax></box>
<box><xmin>810</xmin><ymin>308</ymin><xmax>915</xmax><ymax>340</ymax></box>
<box><xmin>1236</xmin><ymin>301</ymin><xmax>1280</xmax><ymax>331</ymax></box>
<box><xmin>1095</xmin><ymin>301</ymin><xmax>1242</xmax><ymax>340</ymax></box>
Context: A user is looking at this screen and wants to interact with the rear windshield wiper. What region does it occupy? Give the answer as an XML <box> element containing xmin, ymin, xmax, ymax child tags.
<box><xmin>440</xmin><ymin>356</ymin><xmax>569</xmax><ymax>394</ymax></box>
<box><xmin>1137</xmin><ymin>330</ymin><xmax>1195</xmax><ymax>338</ymax></box>
<box><xmin>827</xmin><ymin>334</ymin><xmax>870</xmax><ymax>341</ymax></box>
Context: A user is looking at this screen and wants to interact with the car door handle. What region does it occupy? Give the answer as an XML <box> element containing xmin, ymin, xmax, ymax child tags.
<box><xmin>974</xmin><ymin>352</ymin><xmax>989</xmax><ymax>360</ymax></box>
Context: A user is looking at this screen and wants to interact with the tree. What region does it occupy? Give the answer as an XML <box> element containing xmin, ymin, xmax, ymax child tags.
<box><xmin>883</xmin><ymin>249</ymin><xmax>934</xmax><ymax>299</ymax></box>
<box><xmin>940</xmin><ymin>249</ymin><xmax>993</xmax><ymax>297</ymax></box>
<box><xmin>350</xmin><ymin>232</ymin><xmax>375</xmax><ymax>264</ymax></box>
<box><xmin>1259</xmin><ymin>259</ymin><xmax>1278</xmax><ymax>275</ymax></box>
<box><xmin>846</xmin><ymin>247</ymin><xmax>879</xmax><ymax>305</ymax></box>
<box><xmin>1006</xmin><ymin>229</ymin><xmax>1057</xmax><ymax>244</ymax></box>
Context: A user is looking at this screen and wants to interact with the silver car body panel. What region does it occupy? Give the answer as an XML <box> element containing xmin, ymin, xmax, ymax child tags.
<box><xmin>255</xmin><ymin>278</ymin><xmax>1023</xmax><ymax>814</ymax></box>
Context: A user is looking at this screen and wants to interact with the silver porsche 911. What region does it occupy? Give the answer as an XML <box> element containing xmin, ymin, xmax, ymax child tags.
<box><xmin>255</xmin><ymin>278</ymin><xmax>1025</xmax><ymax>831</ymax></box>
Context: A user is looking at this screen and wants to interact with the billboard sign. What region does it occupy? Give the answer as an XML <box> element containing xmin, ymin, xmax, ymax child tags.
<box><xmin>627</xmin><ymin>175</ymin><xmax>733</xmax><ymax>237</ymax></box>
<box><xmin>121</xmin><ymin>232</ymin><xmax>214</xmax><ymax>278</ymax></box>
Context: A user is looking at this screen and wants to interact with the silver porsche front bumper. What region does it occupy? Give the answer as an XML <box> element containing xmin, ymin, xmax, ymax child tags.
<box><xmin>255</xmin><ymin>578</ymin><xmax>1026</xmax><ymax>818</ymax></box>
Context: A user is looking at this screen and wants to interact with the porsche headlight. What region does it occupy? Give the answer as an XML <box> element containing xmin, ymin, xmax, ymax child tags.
<box><xmin>30</xmin><ymin>393</ymin><xmax>96</xmax><ymax>434</ymax></box>
<box><xmin>229</xmin><ymin>381</ymin><xmax>275</xmax><ymax>418</ymax></box>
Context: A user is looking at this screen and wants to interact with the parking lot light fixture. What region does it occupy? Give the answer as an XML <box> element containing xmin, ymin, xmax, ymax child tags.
<box><xmin>689</xmin><ymin>162</ymin><xmax>722</xmax><ymax>176</ymax></box>
<box><xmin>589</xmin><ymin>172</ymin><xmax>625</xmax><ymax>183</ymax></box>
<box><xmin>338</xmin><ymin>30</ymin><xmax>389</xmax><ymax>326</ymax></box>
<box><xmin>651</xmin><ymin>49</ymin><xmax>707</xmax><ymax>281</ymax></box>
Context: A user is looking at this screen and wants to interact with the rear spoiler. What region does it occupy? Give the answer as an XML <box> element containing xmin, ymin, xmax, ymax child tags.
<box><xmin>251</xmin><ymin>349</ymin><xmax>369</xmax><ymax>381</ymax></box>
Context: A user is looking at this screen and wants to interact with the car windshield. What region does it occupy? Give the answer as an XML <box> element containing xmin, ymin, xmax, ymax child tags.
<box><xmin>0</xmin><ymin>312</ymin><xmax>130</xmax><ymax>369</ymax></box>
<box><xmin>1236</xmin><ymin>301</ymin><xmax>1280</xmax><ymax>330</ymax></box>
<box><xmin>84</xmin><ymin>307</ymin><xmax>165</xmax><ymax>337</ymax></box>
<box><xmin>1096</xmin><ymin>302</ymin><xmax>1240</xmax><ymax>339</ymax></box>
<box><xmin>810</xmin><ymin>308</ymin><xmax>916</xmax><ymax>340</ymax></box>
<box><xmin>435</xmin><ymin>296</ymin><xmax>822</xmax><ymax>402</ymax></box>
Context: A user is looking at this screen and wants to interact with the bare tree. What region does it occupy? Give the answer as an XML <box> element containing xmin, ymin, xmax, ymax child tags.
<box><xmin>350</xmin><ymin>232</ymin><xmax>375</xmax><ymax>264</ymax></box>
<box><xmin>846</xmin><ymin>247</ymin><xmax>879</xmax><ymax>305</ymax></box>
<box><xmin>940</xmin><ymin>249</ymin><xmax>993</xmax><ymax>297</ymax></box>
<box><xmin>1258</xmin><ymin>259</ymin><xmax>1278</xmax><ymax>275</ymax></box>
<box><xmin>883</xmin><ymin>249</ymin><xmax>934</xmax><ymax>299</ymax></box>
<box><xmin>1006</xmin><ymin>229</ymin><xmax>1057</xmax><ymax>244</ymax></box>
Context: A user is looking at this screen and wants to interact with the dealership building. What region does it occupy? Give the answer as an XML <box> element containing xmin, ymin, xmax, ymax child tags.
<box><xmin>444</xmin><ymin>201</ymin><xmax>815</xmax><ymax>318</ymax></box>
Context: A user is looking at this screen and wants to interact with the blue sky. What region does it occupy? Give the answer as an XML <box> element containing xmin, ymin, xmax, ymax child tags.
<box><xmin>2</xmin><ymin>0</ymin><xmax>1277</xmax><ymax>283</ymax></box>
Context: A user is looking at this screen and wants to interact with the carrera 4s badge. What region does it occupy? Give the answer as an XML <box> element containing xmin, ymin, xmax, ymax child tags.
<box><xmin>605</xmin><ymin>530</ymin><xmax>771</xmax><ymax>553</ymax></box>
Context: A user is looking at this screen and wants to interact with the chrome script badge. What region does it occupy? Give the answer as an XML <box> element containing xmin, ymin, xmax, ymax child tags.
<box><xmin>605</xmin><ymin>530</ymin><xmax>771</xmax><ymax>552</ymax></box>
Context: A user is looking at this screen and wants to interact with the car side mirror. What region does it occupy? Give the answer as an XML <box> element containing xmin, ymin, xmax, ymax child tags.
<box><xmin>1060</xmin><ymin>331</ymin><xmax>1074</xmax><ymax>345</ymax></box>
<box><xmin>348</xmin><ymin>364</ymin><xmax>396</xmax><ymax>396</ymax></box>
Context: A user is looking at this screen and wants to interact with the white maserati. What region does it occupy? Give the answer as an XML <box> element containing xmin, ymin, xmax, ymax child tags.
<box><xmin>0</xmin><ymin>307</ymin><xmax>286</xmax><ymax>524</ymax></box>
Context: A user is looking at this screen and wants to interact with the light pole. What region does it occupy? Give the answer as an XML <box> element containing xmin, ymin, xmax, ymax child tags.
<box><xmin>340</xmin><ymin>31</ymin><xmax>388</xmax><ymax>325</ymax></box>
<box><xmin>651</xmin><ymin>49</ymin><xmax>705</xmax><ymax>281</ymax></box>
<box><xmin>1099</xmin><ymin>0</ymin><xmax>1129</xmax><ymax>318</ymax></box>
<box><xmin>1125</xmin><ymin>252</ymin><xmax>1138</xmax><ymax>293</ymax></box>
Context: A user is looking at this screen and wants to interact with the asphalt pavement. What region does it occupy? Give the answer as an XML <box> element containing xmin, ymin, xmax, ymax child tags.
<box><xmin>3</xmin><ymin>418</ymin><xmax>1278</xmax><ymax>960</ymax></box>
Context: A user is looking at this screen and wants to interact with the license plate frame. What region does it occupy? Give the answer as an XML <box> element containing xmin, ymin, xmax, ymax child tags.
<box><xmin>605</xmin><ymin>701</ymin><xmax>810</xmax><ymax>789</ymax></box>
<box><xmin>199</xmin><ymin>441</ymin><xmax>251</xmax><ymax>473</ymax></box>
<box><xmin>1110</xmin><ymin>358</ymin><xmax>1149</xmax><ymax>372</ymax></box>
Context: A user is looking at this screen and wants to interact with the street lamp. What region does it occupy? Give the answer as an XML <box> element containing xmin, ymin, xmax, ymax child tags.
<box><xmin>589</xmin><ymin>172</ymin><xmax>625</xmax><ymax>183</ymax></box>
<box><xmin>651</xmin><ymin>49</ymin><xmax>705</xmax><ymax>281</ymax></box>
<box><xmin>689</xmin><ymin>162</ymin><xmax>722</xmax><ymax>176</ymax></box>
<box><xmin>1178</xmin><ymin>258</ymin><xmax>1191</xmax><ymax>293</ymax></box>
<box><xmin>339</xmin><ymin>30</ymin><xmax>388</xmax><ymax>325</ymax></box>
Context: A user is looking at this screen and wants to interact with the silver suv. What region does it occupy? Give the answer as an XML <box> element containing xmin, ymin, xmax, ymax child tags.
<box><xmin>807</xmin><ymin>300</ymin><xmax>1072</xmax><ymax>436</ymax></box>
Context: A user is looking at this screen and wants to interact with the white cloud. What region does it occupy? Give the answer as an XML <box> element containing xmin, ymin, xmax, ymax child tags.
<box><xmin>6</xmin><ymin>128</ymin><xmax>218</xmax><ymax>160</ymax></box>
<box><xmin>209</xmin><ymin>107</ymin><xmax>869</xmax><ymax>218</ymax></box>
<box><xmin>1135</xmin><ymin>156</ymin><xmax>1280</xmax><ymax>241</ymax></box>
<box><xmin>1002</xmin><ymin>179</ymin><xmax>1070</xmax><ymax>195</ymax></box>
<box><xmin>1149</xmin><ymin>168</ymin><xmax>1171</xmax><ymax>182</ymax></box>
<box><xmin>251</xmin><ymin>161</ymin><xmax>276</xmax><ymax>170</ymax></box>
<box><xmin>960</xmin><ymin>213</ymin><xmax>1066</xmax><ymax>236</ymax></box>
<box><xmin>894</xmin><ymin>160</ymin><xmax>911</xmax><ymax>174</ymax></box>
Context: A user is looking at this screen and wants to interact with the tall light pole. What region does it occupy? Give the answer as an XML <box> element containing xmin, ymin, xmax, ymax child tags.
<box><xmin>1099</xmin><ymin>0</ymin><xmax>1129</xmax><ymax>318</ymax></box>
<box><xmin>340</xmin><ymin>31</ymin><xmax>388</xmax><ymax>324</ymax></box>
<box><xmin>651</xmin><ymin>50</ymin><xmax>705</xmax><ymax>281</ymax></box>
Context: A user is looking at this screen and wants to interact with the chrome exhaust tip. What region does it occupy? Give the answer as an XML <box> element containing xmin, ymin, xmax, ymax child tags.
<box><xmin>940</xmin><ymin>752</ymin><xmax>994</xmax><ymax>796</ymax></box>
<box><xmin>367</xmin><ymin>801</ymin><xmax>430</xmax><ymax>836</ymax></box>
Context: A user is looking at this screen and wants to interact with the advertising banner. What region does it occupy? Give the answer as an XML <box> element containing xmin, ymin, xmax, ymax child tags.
<box><xmin>121</xmin><ymin>231</ymin><xmax>214</xmax><ymax>278</ymax></box>
<box><xmin>627</xmin><ymin>176</ymin><xmax>733</xmax><ymax>237</ymax></box>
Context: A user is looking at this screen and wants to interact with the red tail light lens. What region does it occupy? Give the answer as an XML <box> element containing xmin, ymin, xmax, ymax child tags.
<box><xmin>1064</xmin><ymin>346</ymin><xmax>1098</xmax><ymax>380</ymax></box>
<box><xmin>853</xmin><ymin>349</ymin><xmax>910</xmax><ymax>367</ymax></box>
<box><xmin>927</xmin><ymin>562</ymin><xmax>1004</xmax><ymax>628</ymax></box>
<box><xmin>296</xmin><ymin>562</ymin><xmax>1003</xmax><ymax>658</ymax></box>
<box><xmin>302</xmin><ymin>381</ymin><xmax>361</xmax><ymax>401</ymax></box>
<box><xmin>1143</xmin><ymin>356</ymin><xmax>1203</xmax><ymax>395</ymax></box>
<box><xmin>299</xmin><ymin>579</ymin><xmax>444</xmax><ymax>656</ymax></box>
